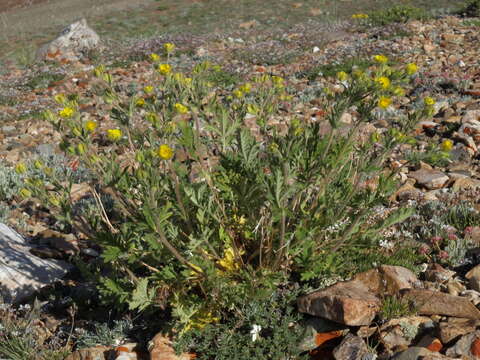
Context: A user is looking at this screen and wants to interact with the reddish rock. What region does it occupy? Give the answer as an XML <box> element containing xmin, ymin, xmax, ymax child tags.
<box><xmin>402</xmin><ymin>289</ymin><xmax>480</xmax><ymax>319</ymax></box>
<box><xmin>315</xmin><ymin>331</ymin><xmax>344</xmax><ymax>347</ymax></box>
<box><xmin>149</xmin><ymin>333</ymin><xmax>194</xmax><ymax>360</ymax></box>
<box><xmin>298</xmin><ymin>280</ymin><xmax>381</xmax><ymax>326</ymax></box>
<box><xmin>471</xmin><ymin>337</ymin><xmax>480</xmax><ymax>357</ymax></box>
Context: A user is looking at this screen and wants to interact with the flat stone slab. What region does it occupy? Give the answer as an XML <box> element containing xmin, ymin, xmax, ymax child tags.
<box><xmin>0</xmin><ymin>223</ymin><xmax>72</xmax><ymax>303</ymax></box>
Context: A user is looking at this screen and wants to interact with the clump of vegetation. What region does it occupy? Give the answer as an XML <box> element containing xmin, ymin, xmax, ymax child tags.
<box><xmin>367</xmin><ymin>5</ymin><xmax>429</xmax><ymax>26</ymax></box>
<box><xmin>19</xmin><ymin>46</ymin><xmax>435</xmax><ymax>355</ymax></box>
<box><xmin>76</xmin><ymin>319</ymin><xmax>133</xmax><ymax>349</ymax></box>
<box><xmin>380</xmin><ymin>295</ymin><xmax>416</xmax><ymax>321</ymax></box>
<box><xmin>459</xmin><ymin>0</ymin><xmax>480</xmax><ymax>17</ymax></box>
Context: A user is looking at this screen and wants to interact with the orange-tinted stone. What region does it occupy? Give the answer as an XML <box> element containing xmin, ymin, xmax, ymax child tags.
<box><xmin>471</xmin><ymin>337</ymin><xmax>480</xmax><ymax>357</ymax></box>
<box><xmin>426</xmin><ymin>338</ymin><xmax>443</xmax><ymax>352</ymax></box>
<box><xmin>315</xmin><ymin>331</ymin><xmax>344</xmax><ymax>346</ymax></box>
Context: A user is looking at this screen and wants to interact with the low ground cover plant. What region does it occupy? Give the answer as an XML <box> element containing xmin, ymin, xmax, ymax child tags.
<box><xmin>18</xmin><ymin>48</ymin><xmax>436</xmax><ymax>356</ymax></box>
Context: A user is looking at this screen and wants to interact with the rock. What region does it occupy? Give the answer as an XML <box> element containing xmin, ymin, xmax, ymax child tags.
<box><xmin>402</xmin><ymin>289</ymin><xmax>480</xmax><ymax>320</ymax></box>
<box><xmin>392</xmin><ymin>347</ymin><xmax>453</xmax><ymax>360</ymax></box>
<box><xmin>149</xmin><ymin>333</ymin><xmax>193</xmax><ymax>360</ymax></box>
<box><xmin>379</xmin><ymin>316</ymin><xmax>434</xmax><ymax>353</ymax></box>
<box><xmin>460</xmin><ymin>289</ymin><xmax>480</xmax><ymax>306</ymax></box>
<box><xmin>445</xmin><ymin>331</ymin><xmax>480</xmax><ymax>358</ymax></box>
<box><xmin>391</xmin><ymin>181</ymin><xmax>423</xmax><ymax>202</ymax></box>
<box><xmin>332</xmin><ymin>334</ymin><xmax>372</xmax><ymax>360</ymax></box>
<box><xmin>353</xmin><ymin>265</ymin><xmax>421</xmax><ymax>297</ymax></box>
<box><xmin>439</xmin><ymin>317</ymin><xmax>479</xmax><ymax>344</ymax></box>
<box><xmin>36</xmin><ymin>229</ymin><xmax>79</xmax><ymax>256</ymax></box>
<box><xmin>446</xmin><ymin>280</ymin><xmax>466</xmax><ymax>296</ymax></box>
<box><xmin>0</xmin><ymin>223</ymin><xmax>72</xmax><ymax>303</ymax></box>
<box><xmin>408</xmin><ymin>169</ymin><xmax>450</xmax><ymax>190</ymax></box>
<box><xmin>452</xmin><ymin>177</ymin><xmax>480</xmax><ymax>191</ymax></box>
<box><xmin>65</xmin><ymin>346</ymin><xmax>111</xmax><ymax>360</ymax></box>
<box><xmin>425</xmin><ymin>264</ymin><xmax>456</xmax><ymax>283</ymax></box>
<box><xmin>466</xmin><ymin>264</ymin><xmax>480</xmax><ymax>291</ymax></box>
<box><xmin>298</xmin><ymin>317</ymin><xmax>347</xmax><ymax>351</ymax></box>
<box><xmin>36</xmin><ymin>18</ymin><xmax>100</xmax><ymax>63</ymax></box>
<box><xmin>297</xmin><ymin>280</ymin><xmax>381</xmax><ymax>326</ymax></box>
<box><xmin>417</xmin><ymin>334</ymin><xmax>443</xmax><ymax>352</ymax></box>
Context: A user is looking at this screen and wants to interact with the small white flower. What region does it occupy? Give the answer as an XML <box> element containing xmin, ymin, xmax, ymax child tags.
<box><xmin>250</xmin><ymin>324</ymin><xmax>262</xmax><ymax>342</ymax></box>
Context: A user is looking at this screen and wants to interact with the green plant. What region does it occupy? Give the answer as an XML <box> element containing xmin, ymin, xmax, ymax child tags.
<box><xmin>26</xmin><ymin>72</ymin><xmax>65</xmax><ymax>90</ymax></box>
<box><xmin>368</xmin><ymin>5</ymin><xmax>429</xmax><ymax>26</ymax></box>
<box><xmin>380</xmin><ymin>295</ymin><xmax>416</xmax><ymax>321</ymax></box>
<box><xmin>459</xmin><ymin>0</ymin><xmax>480</xmax><ymax>16</ymax></box>
<box><xmin>27</xmin><ymin>55</ymin><xmax>431</xmax><ymax>339</ymax></box>
<box><xmin>76</xmin><ymin>319</ymin><xmax>133</xmax><ymax>348</ymax></box>
<box><xmin>174</xmin><ymin>288</ymin><xmax>308</xmax><ymax>360</ymax></box>
<box><xmin>298</xmin><ymin>57</ymin><xmax>372</xmax><ymax>81</ymax></box>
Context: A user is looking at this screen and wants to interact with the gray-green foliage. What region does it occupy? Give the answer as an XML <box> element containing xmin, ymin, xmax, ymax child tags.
<box><xmin>76</xmin><ymin>319</ymin><xmax>133</xmax><ymax>348</ymax></box>
<box><xmin>0</xmin><ymin>163</ymin><xmax>22</xmax><ymax>201</ymax></box>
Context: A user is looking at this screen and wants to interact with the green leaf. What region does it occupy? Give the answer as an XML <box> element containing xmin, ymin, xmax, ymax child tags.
<box><xmin>102</xmin><ymin>245</ymin><xmax>122</xmax><ymax>262</ymax></box>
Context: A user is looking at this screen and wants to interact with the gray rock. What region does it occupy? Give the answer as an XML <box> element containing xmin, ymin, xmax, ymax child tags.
<box><xmin>392</xmin><ymin>347</ymin><xmax>454</xmax><ymax>360</ymax></box>
<box><xmin>445</xmin><ymin>330</ymin><xmax>480</xmax><ymax>358</ymax></box>
<box><xmin>439</xmin><ymin>317</ymin><xmax>479</xmax><ymax>344</ymax></box>
<box><xmin>332</xmin><ymin>334</ymin><xmax>373</xmax><ymax>360</ymax></box>
<box><xmin>408</xmin><ymin>169</ymin><xmax>450</xmax><ymax>190</ymax></box>
<box><xmin>0</xmin><ymin>223</ymin><xmax>72</xmax><ymax>303</ymax></box>
<box><xmin>36</xmin><ymin>18</ymin><xmax>100</xmax><ymax>62</ymax></box>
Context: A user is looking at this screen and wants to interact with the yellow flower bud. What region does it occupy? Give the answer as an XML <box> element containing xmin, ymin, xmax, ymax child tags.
<box><xmin>440</xmin><ymin>139</ymin><xmax>454</xmax><ymax>152</ymax></box>
<box><xmin>233</xmin><ymin>89</ymin><xmax>244</xmax><ymax>99</ymax></box>
<box><xmin>174</xmin><ymin>103</ymin><xmax>188</xmax><ymax>114</ymax></box>
<box><xmin>15</xmin><ymin>163</ymin><xmax>27</xmax><ymax>174</ymax></box>
<box><xmin>375</xmin><ymin>76</ymin><xmax>391</xmax><ymax>90</ymax></box>
<box><xmin>157</xmin><ymin>63</ymin><xmax>172</xmax><ymax>75</ymax></box>
<box><xmin>149</xmin><ymin>53</ymin><xmax>160</xmax><ymax>62</ymax></box>
<box><xmin>72</xmin><ymin>126</ymin><xmax>82</xmax><ymax>137</ymax></box>
<box><xmin>424</xmin><ymin>97</ymin><xmax>435</xmax><ymax>106</ymax></box>
<box><xmin>34</xmin><ymin>160</ymin><xmax>43</xmax><ymax>170</ymax></box>
<box><xmin>136</xmin><ymin>98</ymin><xmax>146</xmax><ymax>107</ymax></box>
<box><xmin>164</xmin><ymin>42</ymin><xmax>175</xmax><ymax>54</ymax></box>
<box><xmin>59</xmin><ymin>107</ymin><xmax>75</xmax><ymax>118</ymax></box>
<box><xmin>84</xmin><ymin>120</ymin><xmax>97</xmax><ymax>133</ymax></box>
<box><xmin>336</xmin><ymin>71</ymin><xmax>348</xmax><ymax>81</ymax></box>
<box><xmin>77</xmin><ymin>143</ymin><xmax>87</xmax><ymax>155</ymax></box>
<box><xmin>144</xmin><ymin>85</ymin><xmax>154</xmax><ymax>94</ymax></box>
<box><xmin>378</xmin><ymin>96</ymin><xmax>392</xmax><ymax>109</ymax></box>
<box><xmin>54</xmin><ymin>94</ymin><xmax>67</xmax><ymax>105</ymax></box>
<box><xmin>373</xmin><ymin>55</ymin><xmax>388</xmax><ymax>64</ymax></box>
<box><xmin>406</xmin><ymin>63</ymin><xmax>418</xmax><ymax>75</ymax></box>
<box><xmin>19</xmin><ymin>188</ymin><xmax>32</xmax><ymax>198</ymax></box>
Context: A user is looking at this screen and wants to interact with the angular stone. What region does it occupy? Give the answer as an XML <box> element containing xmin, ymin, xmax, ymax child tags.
<box><xmin>445</xmin><ymin>331</ymin><xmax>480</xmax><ymax>358</ymax></box>
<box><xmin>425</xmin><ymin>264</ymin><xmax>456</xmax><ymax>283</ymax></box>
<box><xmin>379</xmin><ymin>316</ymin><xmax>435</xmax><ymax>353</ymax></box>
<box><xmin>298</xmin><ymin>280</ymin><xmax>381</xmax><ymax>326</ymax></box>
<box><xmin>0</xmin><ymin>223</ymin><xmax>72</xmax><ymax>303</ymax></box>
<box><xmin>408</xmin><ymin>169</ymin><xmax>449</xmax><ymax>190</ymax></box>
<box><xmin>466</xmin><ymin>264</ymin><xmax>480</xmax><ymax>292</ymax></box>
<box><xmin>392</xmin><ymin>347</ymin><xmax>454</xmax><ymax>360</ymax></box>
<box><xmin>149</xmin><ymin>333</ymin><xmax>193</xmax><ymax>360</ymax></box>
<box><xmin>332</xmin><ymin>334</ymin><xmax>372</xmax><ymax>360</ymax></box>
<box><xmin>402</xmin><ymin>289</ymin><xmax>480</xmax><ymax>320</ymax></box>
<box><xmin>354</xmin><ymin>265</ymin><xmax>421</xmax><ymax>297</ymax></box>
<box><xmin>439</xmin><ymin>317</ymin><xmax>479</xmax><ymax>344</ymax></box>
<box><xmin>452</xmin><ymin>177</ymin><xmax>480</xmax><ymax>191</ymax></box>
<box><xmin>65</xmin><ymin>346</ymin><xmax>110</xmax><ymax>360</ymax></box>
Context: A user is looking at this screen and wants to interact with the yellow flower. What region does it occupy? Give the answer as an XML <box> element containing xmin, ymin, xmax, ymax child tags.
<box><xmin>34</xmin><ymin>160</ymin><xmax>43</xmax><ymax>170</ymax></box>
<box><xmin>84</xmin><ymin>120</ymin><xmax>97</xmax><ymax>133</ymax></box>
<box><xmin>48</xmin><ymin>195</ymin><xmax>60</xmax><ymax>207</ymax></box>
<box><xmin>373</xmin><ymin>55</ymin><xmax>388</xmax><ymax>64</ymax></box>
<box><xmin>93</xmin><ymin>65</ymin><xmax>105</xmax><ymax>77</ymax></box>
<box><xmin>144</xmin><ymin>85</ymin><xmax>154</xmax><ymax>94</ymax></box>
<box><xmin>240</xmin><ymin>83</ymin><xmax>252</xmax><ymax>93</ymax></box>
<box><xmin>233</xmin><ymin>89</ymin><xmax>244</xmax><ymax>98</ymax></box>
<box><xmin>336</xmin><ymin>71</ymin><xmax>348</xmax><ymax>81</ymax></box>
<box><xmin>406</xmin><ymin>63</ymin><xmax>418</xmax><ymax>75</ymax></box>
<box><xmin>352</xmin><ymin>13</ymin><xmax>369</xmax><ymax>19</ymax></box>
<box><xmin>136</xmin><ymin>98</ymin><xmax>146</xmax><ymax>107</ymax></box>
<box><xmin>157</xmin><ymin>144</ymin><xmax>174</xmax><ymax>160</ymax></box>
<box><xmin>163</xmin><ymin>42</ymin><xmax>175</xmax><ymax>54</ymax></box>
<box><xmin>174</xmin><ymin>103</ymin><xmax>188</xmax><ymax>114</ymax></box>
<box><xmin>149</xmin><ymin>53</ymin><xmax>160</xmax><ymax>62</ymax></box>
<box><xmin>441</xmin><ymin>139</ymin><xmax>454</xmax><ymax>152</ymax></box>
<box><xmin>378</xmin><ymin>96</ymin><xmax>392</xmax><ymax>109</ymax></box>
<box><xmin>217</xmin><ymin>247</ymin><xmax>239</xmax><ymax>271</ymax></box>
<box><xmin>15</xmin><ymin>163</ymin><xmax>27</xmax><ymax>174</ymax></box>
<box><xmin>54</xmin><ymin>93</ymin><xmax>66</xmax><ymax>104</ymax></box>
<box><xmin>272</xmin><ymin>76</ymin><xmax>284</xmax><ymax>86</ymax></box>
<box><xmin>59</xmin><ymin>107</ymin><xmax>75</xmax><ymax>118</ymax></box>
<box><xmin>424</xmin><ymin>97</ymin><xmax>436</xmax><ymax>106</ymax></box>
<box><xmin>247</xmin><ymin>104</ymin><xmax>259</xmax><ymax>114</ymax></box>
<box><xmin>157</xmin><ymin>63</ymin><xmax>172</xmax><ymax>75</ymax></box>
<box><xmin>19</xmin><ymin>188</ymin><xmax>31</xmax><ymax>198</ymax></box>
<box><xmin>106</xmin><ymin>129</ymin><xmax>122</xmax><ymax>141</ymax></box>
<box><xmin>375</xmin><ymin>76</ymin><xmax>391</xmax><ymax>89</ymax></box>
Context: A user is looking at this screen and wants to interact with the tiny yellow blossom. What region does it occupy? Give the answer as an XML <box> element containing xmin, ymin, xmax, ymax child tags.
<box><xmin>336</xmin><ymin>71</ymin><xmax>348</xmax><ymax>81</ymax></box>
<box><xmin>34</xmin><ymin>160</ymin><xmax>43</xmax><ymax>170</ymax></box>
<box><xmin>54</xmin><ymin>94</ymin><xmax>67</xmax><ymax>104</ymax></box>
<box><xmin>378</xmin><ymin>96</ymin><xmax>392</xmax><ymax>109</ymax></box>
<box><xmin>240</xmin><ymin>83</ymin><xmax>252</xmax><ymax>93</ymax></box>
<box><xmin>247</xmin><ymin>104</ymin><xmax>259</xmax><ymax>114</ymax></box>
<box><xmin>77</xmin><ymin>143</ymin><xmax>87</xmax><ymax>155</ymax></box>
<box><xmin>217</xmin><ymin>247</ymin><xmax>239</xmax><ymax>272</ymax></box>
<box><xmin>149</xmin><ymin>53</ymin><xmax>160</xmax><ymax>62</ymax></box>
<box><xmin>424</xmin><ymin>97</ymin><xmax>436</xmax><ymax>106</ymax></box>
<box><xmin>174</xmin><ymin>103</ymin><xmax>188</xmax><ymax>114</ymax></box>
<box><xmin>352</xmin><ymin>13</ymin><xmax>369</xmax><ymax>19</ymax></box>
<box><xmin>406</xmin><ymin>63</ymin><xmax>418</xmax><ymax>75</ymax></box>
<box><xmin>84</xmin><ymin>120</ymin><xmax>97</xmax><ymax>133</ymax></box>
<box><xmin>157</xmin><ymin>63</ymin><xmax>172</xmax><ymax>75</ymax></box>
<box><xmin>59</xmin><ymin>107</ymin><xmax>75</xmax><ymax>118</ymax></box>
<box><xmin>272</xmin><ymin>76</ymin><xmax>284</xmax><ymax>86</ymax></box>
<box><xmin>93</xmin><ymin>65</ymin><xmax>105</xmax><ymax>77</ymax></box>
<box><xmin>136</xmin><ymin>98</ymin><xmax>146</xmax><ymax>107</ymax></box>
<box><xmin>441</xmin><ymin>139</ymin><xmax>454</xmax><ymax>152</ymax></box>
<box><xmin>163</xmin><ymin>42</ymin><xmax>175</xmax><ymax>53</ymax></box>
<box><xmin>157</xmin><ymin>144</ymin><xmax>174</xmax><ymax>160</ymax></box>
<box><xmin>144</xmin><ymin>85</ymin><xmax>154</xmax><ymax>94</ymax></box>
<box><xmin>19</xmin><ymin>188</ymin><xmax>32</xmax><ymax>198</ymax></box>
<box><xmin>48</xmin><ymin>195</ymin><xmax>60</xmax><ymax>207</ymax></box>
<box><xmin>375</xmin><ymin>76</ymin><xmax>391</xmax><ymax>89</ymax></box>
<box><xmin>106</xmin><ymin>129</ymin><xmax>122</xmax><ymax>141</ymax></box>
<box><xmin>233</xmin><ymin>89</ymin><xmax>244</xmax><ymax>98</ymax></box>
<box><xmin>15</xmin><ymin>163</ymin><xmax>27</xmax><ymax>174</ymax></box>
<box><xmin>373</xmin><ymin>55</ymin><xmax>388</xmax><ymax>64</ymax></box>
<box><xmin>145</xmin><ymin>112</ymin><xmax>158</xmax><ymax>124</ymax></box>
